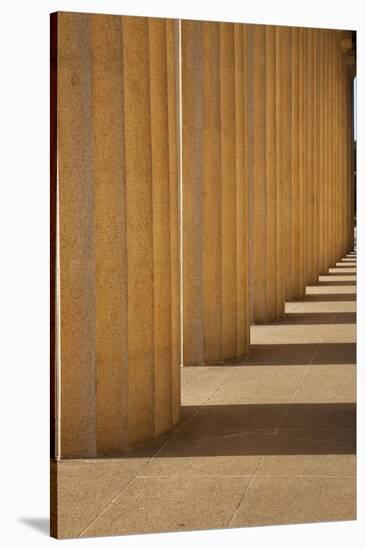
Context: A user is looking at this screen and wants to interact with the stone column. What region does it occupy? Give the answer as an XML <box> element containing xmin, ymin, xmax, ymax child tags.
<box><xmin>298</xmin><ymin>27</ymin><xmax>307</xmax><ymax>293</ymax></box>
<box><xmin>313</xmin><ymin>29</ymin><xmax>320</xmax><ymax>278</ymax></box>
<box><xmin>281</xmin><ymin>27</ymin><xmax>294</xmax><ymax>300</ymax></box>
<box><xmin>246</xmin><ymin>24</ymin><xmax>267</xmax><ymax>323</ymax></box>
<box><xmin>182</xmin><ymin>20</ymin><xmax>250</xmax><ymax>365</ymax></box>
<box><xmin>318</xmin><ymin>29</ymin><xmax>327</xmax><ymax>275</ymax></box>
<box><xmin>266</xmin><ymin>25</ymin><xmax>278</xmax><ymax>322</ymax></box>
<box><xmin>291</xmin><ymin>27</ymin><xmax>302</xmax><ymax>296</ymax></box>
<box><xmin>307</xmin><ymin>29</ymin><xmax>316</xmax><ymax>284</ymax></box>
<box><xmin>274</xmin><ymin>26</ymin><xmax>291</xmax><ymax>321</ymax></box>
<box><xmin>52</xmin><ymin>12</ymin><xmax>180</xmax><ymax>458</ymax></box>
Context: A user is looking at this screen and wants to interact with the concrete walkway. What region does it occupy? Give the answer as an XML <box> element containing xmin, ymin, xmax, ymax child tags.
<box><xmin>53</xmin><ymin>252</ymin><xmax>356</xmax><ymax>539</ymax></box>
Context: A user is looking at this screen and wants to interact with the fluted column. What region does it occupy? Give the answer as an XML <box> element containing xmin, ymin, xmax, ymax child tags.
<box><xmin>247</xmin><ymin>25</ymin><xmax>286</xmax><ymax>323</ymax></box>
<box><xmin>52</xmin><ymin>12</ymin><xmax>180</xmax><ymax>458</ymax></box>
<box><xmin>182</xmin><ymin>20</ymin><xmax>250</xmax><ymax>365</ymax></box>
<box><xmin>266</xmin><ymin>25</ymin><xmax>278</xmax><ymax>321</ymax></box>
<box><xmin>291</xmin><ymin>27</ymin><xmax>302</xmax><ymax>296</ymax></box>
<box><xmin>281</xmin><ymin>27</ymin><xmax>294</xmax><ymax>300</ymax></box>
<box><xmin>247</xmin><ymin>24</ymin><xmax>267</xmax><ymax>322</ymax></box>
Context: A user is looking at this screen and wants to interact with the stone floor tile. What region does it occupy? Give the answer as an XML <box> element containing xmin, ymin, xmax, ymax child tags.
<box><xmin>181</xmin><ymin>366</ymin><xmax>236</xmax><ymax>406</ymax></box>
<box><xmin>257</xmin><ymin>429</ymin><xmax>355</xmax><ymax>476</ymax></box>
<box><xmin>230</xmin><ymin>475</ymin><xmax>356</xmax><ymax>527</ymax></box>
<box><xmin>175</xmin><ymin>404</ymin><xmax>286</xmax><ymax>439</ymax></box>
<box><xmin>259</xmin><ymin>324</ymin><xmax>345</xmax><ymax>345</ymax></box>
<box><xmin>309</xmin><ymin>324</ymin><xmax>356</xmax><ymax>344</ymax></box>
<box><xmin>292</xmin><ymin>365</ymin><xmax>356</xmax><ymax>403</ymax></box>
<box><xmin>259</xmin><ymin>326</ymin><xmax>324</xmax><ymax>345</ymax></box>
<box><xmin>279</xmin><ymin>402</ymin><xmax>356</xmax><ymax>431</ymax></box>
<box><xmin>250</xmin><ymin>325</ymin><xmax>274</xmax><ymax>344</ymax></box>
<box><xmin>241</xmin><ymin>343</ymin><xmax>317</xmax><ymax>366</ymax></box>
<box><xmin>336</xmin><ymin>262</ymin><xmax>356</xmax><ymax>267</ymax></box>
<box><xmin>306</xmin><ymin>285</ymin><xmax>356</xmax><ymax>295</ymax></box>
<box><xmin>328</xmin><ymin>267</ymin><xmax>356</xmax><ymax>274</ymax></box>
<box><xmin>319</xmin><ymin>275</ymin><xmax>356</xmax><ymax>282</ymax></box>
<box><xmin>333</xmin><ymin>312</ymin><xmax>357</xmax><ymax>323</ymax></box>
<box><xmin>312</xmin><ymin>343</ymin><xmax>356</xmax><ymax>365</ymax></box>
<box><xmin>178</xmin><ymin>405</ymin><xmax>200</xmax><ymax>424</ymax></box>
<box><xmin>142</xmin><ymin>433</ymin><xmax>272</xmax><ymax>476</ymax></box>
<box><xmin>208</xmin><ymin>366</ymin><xmax>306</xmax><ymax>404</ymax></box>
<box><xmin>82</xmin><ymin>476</ymin><xmax>252</xmax><ymax>537</ymax></box>
<box><xmin>288</xmin><ymin>301</ymin><xmax>356</xmax><ymax>313</ymax></box>
<box><xmin>277</xmin><ymin>312</ymin><xmax>336</xmax><ymax>324</ymax></box>
<box><xmin>52</xmin><ymin>458</ymin><xmax>148</xmax><ymax>538</ymax></box>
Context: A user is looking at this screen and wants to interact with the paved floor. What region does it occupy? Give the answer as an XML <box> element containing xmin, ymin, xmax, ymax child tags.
<box><xmin>53</xmin><ymin>252</ymin><xmax>356</xmax><ymax>538</ymax></box>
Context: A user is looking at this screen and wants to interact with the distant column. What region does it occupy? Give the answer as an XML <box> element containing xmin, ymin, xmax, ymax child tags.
<box><xmin>182</xmin><ymin>20</ymin><xmax>250</xmax><ymax>364</ymax></box>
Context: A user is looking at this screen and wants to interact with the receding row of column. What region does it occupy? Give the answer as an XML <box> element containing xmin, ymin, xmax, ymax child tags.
<box><xmin>52</xmin><ymin>13</ymin><xmax>355</xmax><ymax>456</ymax></box>
<box><xmin>183</xmin><ymin>22</ymin><xmax>355</xmax><ymax>364</ymax></box>
<box><xmin>52</xmin><ymin>12</ymin><xmax>180</xmax><ymax>458</ymax></box>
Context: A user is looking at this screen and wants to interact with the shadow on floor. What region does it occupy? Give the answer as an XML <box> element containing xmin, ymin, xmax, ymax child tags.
<box><xmin>275</xmin><ymin>312</ymin><xmax>356</xmax><ymax>324</ymax></box>
<box><xmin>238</xmin><ymin>342</ymin><xmax>356</xmax><ymax>365</ymax></box>
<box><xmin>83</xmin><ymin>403</ymin><xmax>356</xmax><ymax>459</ymax></box>
<box><xmin>300</xmin><ymin>294</ymin><xmax>356</xmax><ymax>302</ymax></box>
<box><xmin>18</xmin><ymin>518</ymin><xmax>49</xmax><ymax>536</ymax></box>
<box><xmin>313</xmin><ymin>281</ymin><xmax>356</xmax><ymax>286</ymax></box>
<box><xmin>159</xmin><ymin>403</ymin><xmax>356</xmax><ymax>456</ymax></box>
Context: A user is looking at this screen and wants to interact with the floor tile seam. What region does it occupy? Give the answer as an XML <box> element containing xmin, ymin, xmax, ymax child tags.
<box><xmin>173</xmin><ymin>429</ymin><xmax>277</xmax><ymax>443</ymax></box>
<box><xmin>250</xmin><ymin>474</ymin><xmax>356</xmax><ymax>478</ymax></box>
<box><xmin>204</xmin><ymin>366</ymin><xmax>240</xmax><ymax>403</ymax></box>
<box><xmin>277</xmin><ymin>427</ymin><xmax>355</xmax><ymax>433</ymax></box>
<box><xmin>227</xmin><ymin>456</ymin><xmax>264</xmax><ymax>527</ymax></box>
<box><xmin>274</xmin><ymin>365</ymin><xmax>310</xmax><ymax>435</ymax></box>
<box><xmin>134</xmin><ymin>474</ymin><xmax>255</xmax><ymax>479</ymax></box>
<box><xmin>273</xmin><ymin>332</ymin><xmax>322</xmax><ymax>435</ymax></box>
<box><xmin>77</xmin><ymin>431</ymin><xmax>179</xmax><ymax>537</ymax></box>
<box><xmin>133</xmin><ymin>474</ymin><xmax>356</xmax><ymax>479</ymax></box>
<box><xmin>274</xmin><ymin>430</ymin><xmax>356</xmax><ymax>444</ymax></box>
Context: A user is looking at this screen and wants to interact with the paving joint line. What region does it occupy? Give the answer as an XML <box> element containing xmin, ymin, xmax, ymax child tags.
<box><xmin>227</xmin><ymin>456</ymin><xmax>264</xmax><ymax>528</ymax></box>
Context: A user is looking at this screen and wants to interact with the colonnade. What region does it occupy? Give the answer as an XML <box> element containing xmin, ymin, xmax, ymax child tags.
<box><xmin>183</xmin><ymin>22</ymin><xmax>355</xmax><ymax>364</ymax></box>
<box><xmin>51</xmin><ymin>12</ymin><xmax>355</xmax><ymax>457</ymax></box>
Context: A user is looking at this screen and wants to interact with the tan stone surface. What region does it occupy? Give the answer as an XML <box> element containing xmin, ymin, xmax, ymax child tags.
<box><xmin>142</xmin><ymin>434</ymin><xmax>266</xmax><ymax>476</ymax></box>
<box><xmin>261</xmin><ymin>323</ymin><xmax>355</xmax><ymax>344</ymax></box>
<box><xmin>51</xmin><ymin>458</ymin><xmax>148</xmax><ymax>538</ymax></box>
<box><xmin>292</xmin><ymin>365</ymin><xmax>356</xmax><ymax>403</ymax></box>
<box><xmin>57</xmin><ymin>12</ymin><xmax>97</xmax><ymax>458</ymax></box>
<box><xmin>247</xmin><ymin>24</ymin><xmax>267</xmax><ymax>322</ymax></box>
<box><xmin>230</xmin><ymin>475</ymin><xmax>356</xmax><ymax>527</ymax></box>
<box><xmin>83</xmin><ymin>476</ymin><xmax>252</xmax><ymax>537</ymax></box>
<box><xmin>175</xmin><ymin>404</ymin><xmax>288</xmax><ymax>439</ymax></box>
<box><xmin>208</xmin><ymin>366</ymin><xmax>306</xmax><ymax>405</ymax></box>
<box><xmin>53</xmin><ymin>250</ymin><xmax>356</xmax><ymax>538</ymax></box>
<box><xmin>182</xmin><ymin>20</ymin><xmax>249</xmax><ymax>365</ymax></box>
<box><xmin>202</xmin><ymin>21</ymin><xmax>223</xmax><ymax>363</ymax></box>
<box><xmin>291</xmin><ymin>27</ymin><xmax>302</xmax><ymax>297</ymax></box>
<box><xmin>287</xmin><ymin>300</ymin><xmax>356</xmax><ymax>313</ymax></box>
<box><xmin>242</xmin><ymin>343</ymin><xmax>317</xmax><ymax>366</ymax></box>
<box><xmin>258</xmin><ymin>430</ymin><xmax>355</xmax><ymax>476</ymax></box>
<box><xmin>181</xmin><ymin>366</ymin><xmax>235</xmax><ymax>406</ymax></box>
<box><xmin>54</xmin><ymin>12</ymin><xmax>181</xmax><ymax>457</ymax></box>
<box><xmin>266</xmin><ymin>25</ymin><xmax>279</xmax><ymax>322</ymax></box>
<box><xmin>91</xmin><ymin>14</ymin><xmax>128</xmax><ymax>454</ymax></box>
<box><xmin>312</xmin><ymin>343</ymin><xmax>356</xmax><ymax>365</ymax></box>
<box><xmin>52</xmin><ymin>12</ymin><xmax>356</xmax><ymax>538</ymax></box>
